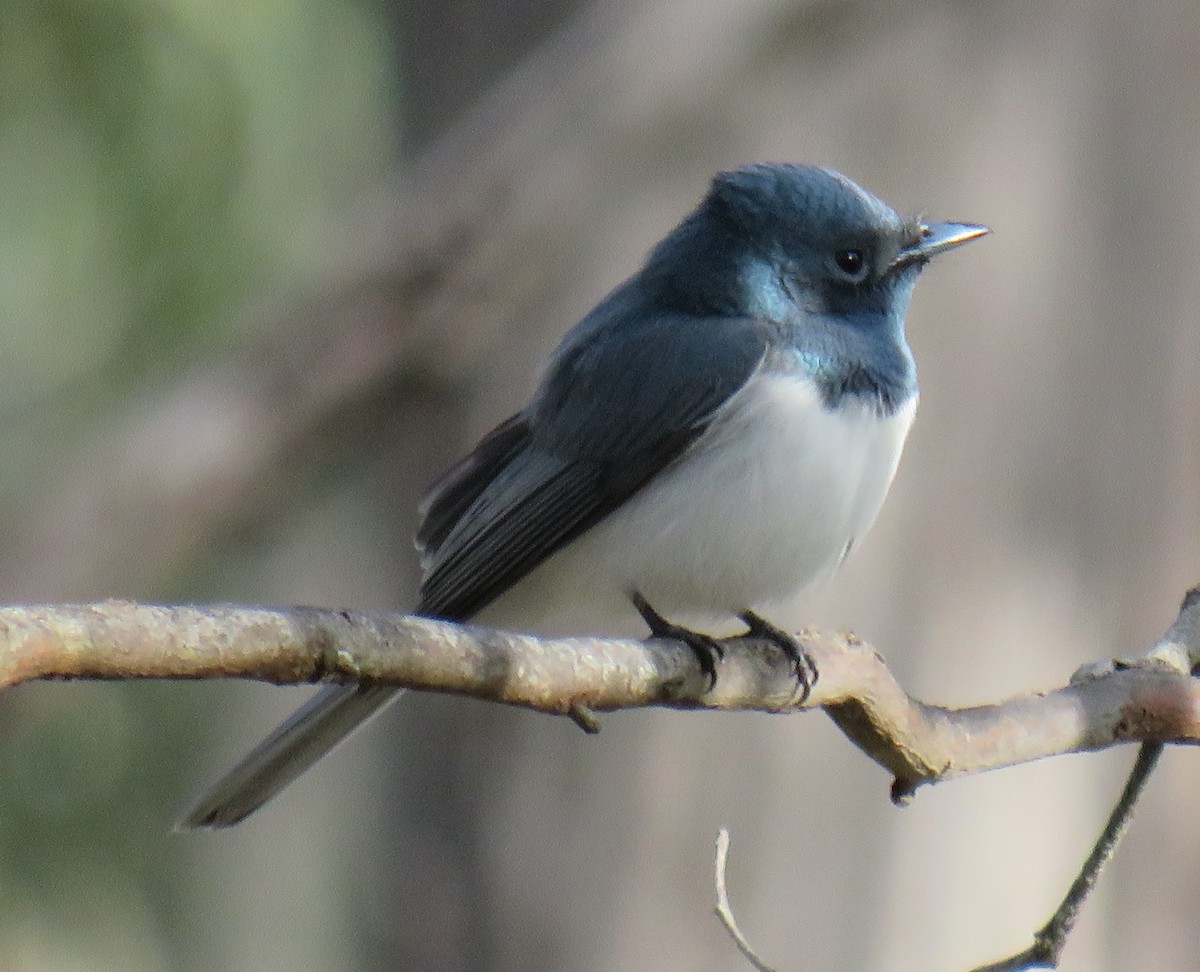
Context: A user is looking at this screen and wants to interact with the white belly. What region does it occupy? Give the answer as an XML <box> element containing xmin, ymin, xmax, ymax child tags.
<box><xmin>479</xmin><ymin>373</ymin><xmax>917</xmax><ymax>635</ymax></box>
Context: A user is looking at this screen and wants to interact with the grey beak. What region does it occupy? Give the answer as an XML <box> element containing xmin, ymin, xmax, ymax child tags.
<box><xmin>893</xmin><ymin>221</ymin><xmax>989</xmax><ymax>268</ymax></box>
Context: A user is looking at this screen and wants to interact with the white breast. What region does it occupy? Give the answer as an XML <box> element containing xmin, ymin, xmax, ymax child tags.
<box><xmin>480</xmin><ymin>373</ymin><xmax>917</xmax><ymax>635</ymax></box>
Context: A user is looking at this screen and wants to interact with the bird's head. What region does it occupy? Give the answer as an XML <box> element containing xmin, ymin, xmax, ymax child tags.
<box><xmin>651</xmin><ymin>163</ymin><xmax>986</xmax><ymax>326</ymax></box>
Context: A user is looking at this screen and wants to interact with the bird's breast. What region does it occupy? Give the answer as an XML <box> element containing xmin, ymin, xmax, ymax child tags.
<box><xmin>481</xmin><ymin>372</ymin><xmax>917</xmax><ymax>635</ymax></box>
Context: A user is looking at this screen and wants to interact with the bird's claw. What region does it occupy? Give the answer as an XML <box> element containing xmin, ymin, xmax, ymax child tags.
<box><xmin>632</xmin><ymin>592</ymin><xmax>724</xmax><ymax>687</ymax></box>
<box><xmin>738</xmin><ymin>610</ymin><xmax>818</xmax><ymax>703</ymax></box>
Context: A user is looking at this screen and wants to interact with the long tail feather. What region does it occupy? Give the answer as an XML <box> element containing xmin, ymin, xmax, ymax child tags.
<box><xmin>180</xmin><ymin>684</ymin><xmax>403</xmax><ymax>829</ymax></box>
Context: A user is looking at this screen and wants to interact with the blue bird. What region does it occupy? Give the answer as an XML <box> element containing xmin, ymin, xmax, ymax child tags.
<box><xmin>183</xmin><ymin>163</ymin><xmax>986</xmax><ymax>827</ymax></box>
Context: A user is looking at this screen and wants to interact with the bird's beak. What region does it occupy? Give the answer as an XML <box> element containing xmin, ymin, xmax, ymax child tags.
<box><xmin>893</xmin><ymin>222</ymin><xmax>989</xmax><ymax>268</ymax></box>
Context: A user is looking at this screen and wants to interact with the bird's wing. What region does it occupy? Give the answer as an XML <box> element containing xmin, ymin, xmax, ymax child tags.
<box><xmin>415</xmin><ymin>412</ymin><xmax>531</xmax><ymax>561</ymax></box>
<box><xmin>416</xmin><ymin>312</ymin><xmax>768</xmax><ymax>619</ymax></box>
<box><xmin>184</xmin><ymin>314</ymin><xmax>767</xmax><ymax>828</ymax></box>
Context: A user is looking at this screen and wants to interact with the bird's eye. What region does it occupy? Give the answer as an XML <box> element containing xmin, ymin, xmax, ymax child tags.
<box><xmin>833</xmin><ymin>249</ymin><xmax>866</xmax><ymax>279</ymax></box>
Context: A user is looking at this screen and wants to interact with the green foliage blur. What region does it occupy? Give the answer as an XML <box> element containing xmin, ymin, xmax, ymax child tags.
<box><xmin>0</xmin><ymin>0</ymin><xmax>399</xmax><ymax>966</ymax></box>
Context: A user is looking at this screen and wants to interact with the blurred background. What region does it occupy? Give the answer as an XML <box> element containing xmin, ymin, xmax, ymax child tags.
<box><xmin>1</xmin><ymin>0</ymin><xmax>1199</xmax><ymax>969</ymax></box>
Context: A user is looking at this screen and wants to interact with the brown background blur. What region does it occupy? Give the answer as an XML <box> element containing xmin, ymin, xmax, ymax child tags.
<box><xmin>1</xmin><ymin>0</ymin><xmax>1198</xmax><ymax>970</ymax></box>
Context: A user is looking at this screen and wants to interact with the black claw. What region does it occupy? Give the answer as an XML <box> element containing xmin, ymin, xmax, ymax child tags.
<box><xmin>632</xmin><ymin>592</ymin><xmax>724</xmax><ymax>687</ymax></box>
<box><xmin>738</xmin><ymin>610</ymin><xmax>818</xmax><ymax>703</ymax></box>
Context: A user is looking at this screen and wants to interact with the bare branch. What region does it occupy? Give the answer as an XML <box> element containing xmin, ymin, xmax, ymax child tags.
<box><xmin>4</xmin><ymin>591</ymin><xmax>1200</xmax><ymax>971</ymax></box>
<box><xmin>1</xmin><ymin>592</ymin><xmax>1199</xmax><ymax>798</ymax></box>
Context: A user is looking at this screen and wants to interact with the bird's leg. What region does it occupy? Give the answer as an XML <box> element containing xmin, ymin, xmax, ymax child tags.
<box><xmin>631</xmin><ymin>591</ymin><xmax>724</xmax><ymax>687</ymax></box>
<box><xmin>738</xmin><ymin>610</ymin><xmax>818</xmax><ymax>703</ymax></box>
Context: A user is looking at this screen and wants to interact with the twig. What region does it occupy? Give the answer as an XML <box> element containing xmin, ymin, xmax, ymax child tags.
<box><xmin>714</xmin><ymin>829</ymin><xmax>780</xmax><ymax>972</ymax></box>
<box><xmin>967</xmin><ymin>742</ymin><xmax>1164</xmax><ymax>972</ymax></box>
<box><xmin>961</xmin><ymin>587</ymin><xmax>1200</xmax><ymax>970</ymax></box>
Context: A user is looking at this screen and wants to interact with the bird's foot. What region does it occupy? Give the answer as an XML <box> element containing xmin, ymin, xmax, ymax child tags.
<box><xmin>738</xmin><ymin>610</ymin><xmax>818</xmax><ymax>703</ymax></box>
<box><xmin>632</xmin><ymin>592</ymin><xmax>724</xmax><ymax>687</ymax></box>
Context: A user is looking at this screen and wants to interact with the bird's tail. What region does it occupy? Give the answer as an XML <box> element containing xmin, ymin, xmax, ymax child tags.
<box><xmin>179</xmin><ymin>684</ymin><xmax>403</xmax><ymax>829</ymax></box>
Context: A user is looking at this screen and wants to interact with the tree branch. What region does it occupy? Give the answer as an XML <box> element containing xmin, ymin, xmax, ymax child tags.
<box><xmin>6</xmin><ymin>592</ymin><xmax>1199</xmax><ymax>972</ymax></box>
<box><xmin>2</xmin><ymin>591</ymin><xmax>1198</xmax><ymax>798</ymax></box>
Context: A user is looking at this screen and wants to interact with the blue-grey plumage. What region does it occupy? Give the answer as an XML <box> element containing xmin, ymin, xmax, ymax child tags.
<box><xmin>182</xmin><ymin>164</ymin><xmax>986</xmax><ymax>828</ymax></box>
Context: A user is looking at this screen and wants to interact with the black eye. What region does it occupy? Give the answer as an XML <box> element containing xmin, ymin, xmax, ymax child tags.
<box><xmin>834</xmin><ymin>249</ymin><xmax>865</xmax><ymax>277</ymax></box>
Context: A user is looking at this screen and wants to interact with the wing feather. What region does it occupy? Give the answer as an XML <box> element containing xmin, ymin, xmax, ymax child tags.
<box><xmin>416</xmin><ymin>413</ymin><xmax>530</xmax><ymax>564</ymax></box>
<box><xmin>415</xmin><ymin>310</ymin><xmax>768</xmax><ymax>620</ymax></box>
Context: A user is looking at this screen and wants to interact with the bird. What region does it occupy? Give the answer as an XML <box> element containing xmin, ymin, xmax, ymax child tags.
<box><xmin>182</xmin><ymin>163</ymin><xmax>986</xmax><ymax>828</ymax></box>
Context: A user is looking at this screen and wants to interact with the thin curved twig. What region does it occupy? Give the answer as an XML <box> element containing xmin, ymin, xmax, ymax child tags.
<box><xmin>714</xmin><ymin>829</ymin><xmax>780</xmax><ymax>972</ymax></box>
